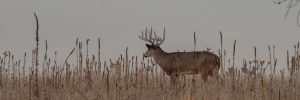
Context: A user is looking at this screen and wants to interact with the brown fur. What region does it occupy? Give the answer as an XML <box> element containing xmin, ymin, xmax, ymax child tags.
<box><xmin>145</xmin><ymin>46</ymin><xmax>220</xmax><ymax>83</ymax></box>
<box><xmin>139</xmin><ymin>28</ymin><xmax>219</xmax><ymax>84</ymax></box>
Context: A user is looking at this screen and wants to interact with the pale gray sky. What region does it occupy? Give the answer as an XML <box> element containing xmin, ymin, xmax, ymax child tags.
<box><xmin>0</xmin><ymin>0</ymin><xmax>300</xmax><ymax>68</ymax></box>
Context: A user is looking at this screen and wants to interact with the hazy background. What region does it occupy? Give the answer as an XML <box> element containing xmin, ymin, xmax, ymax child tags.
<box><xmin>0</xmin><ymin>0</ymin><xmax>300</xmax><ymax>69</ymax></box>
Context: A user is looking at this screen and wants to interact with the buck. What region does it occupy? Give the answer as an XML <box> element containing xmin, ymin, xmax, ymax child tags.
<box><xmin>139</xmin><ymin>27</ymin><xmax>220</xmax><ymax>84</ymax></box>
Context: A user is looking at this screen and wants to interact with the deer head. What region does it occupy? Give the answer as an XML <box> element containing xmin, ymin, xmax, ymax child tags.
<box><xmin>139</xmin><ymin>27</ymin><xmax>166</xmax><ymax>58</ymax></box>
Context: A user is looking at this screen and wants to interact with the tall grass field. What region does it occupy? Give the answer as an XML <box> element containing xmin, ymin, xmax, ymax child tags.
<box><xmin>0</xmin><ymin>15</ymin><xmax>300</xmax><ymax>100</ymax></box>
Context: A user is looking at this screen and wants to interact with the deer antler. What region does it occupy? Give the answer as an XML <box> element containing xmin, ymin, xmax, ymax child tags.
<box><xmin>138</xmin><ymin>27</ymin><xmax>165</xmax><ymax>46</ymax></box>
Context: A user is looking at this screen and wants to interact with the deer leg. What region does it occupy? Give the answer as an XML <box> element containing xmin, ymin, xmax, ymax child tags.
<box><xmin>210</xmin><ymin>68</ymin><xmax>219</xmax><ymax>79</ymax></box>
<box><xmin>170</xmin><ymin>75</ymin><xmax>175</xmax><ymax>86</ymax></box>
<box><xmin>170</xmin><ymin>73</ymin><xmax>179</xmax><ymax>86</ymax></box>
<box><xmin>201</xmin><ymin>72</ymin><xmax>208</xmax><ymax>82</ymax></box>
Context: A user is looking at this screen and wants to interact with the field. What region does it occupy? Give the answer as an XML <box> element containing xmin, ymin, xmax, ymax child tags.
<box><xmin>0</xmin><ymin>15</ymin><xmax>299</xmax><ymax>100</ymax></box>
<box><xmin>0</xmin><ymin>29</ymin><xmax>300</xmax><ymax>100</ymax></box>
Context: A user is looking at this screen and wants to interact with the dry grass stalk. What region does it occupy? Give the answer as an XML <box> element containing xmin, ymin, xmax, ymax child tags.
<box><xmin>1</xmin><ymin>21</ymin><xmax>300</xmax><ymax>100</ymax></box>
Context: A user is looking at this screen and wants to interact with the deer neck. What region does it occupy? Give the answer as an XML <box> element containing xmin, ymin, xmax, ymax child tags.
<box><xmin>152</xmin><ymin>47</ymin><xmax>168</xmax><ymax>68</ymax></box>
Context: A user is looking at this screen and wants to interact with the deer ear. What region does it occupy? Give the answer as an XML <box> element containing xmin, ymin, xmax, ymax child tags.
<box><xmin>146</xmin><ymin>44</ymin><xmax>151</xmax><ymax>48</ymax></box>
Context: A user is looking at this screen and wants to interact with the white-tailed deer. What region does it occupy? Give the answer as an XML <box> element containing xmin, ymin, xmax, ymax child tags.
<box><xmin>139</xmin><ymin>27</ymin><xmax>220</xmax><ymax>84</ymax></box>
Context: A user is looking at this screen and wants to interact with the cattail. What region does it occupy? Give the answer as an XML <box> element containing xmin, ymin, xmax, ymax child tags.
<box><xmin>135</xmin><ymin>56</ymin><xmax>138</xmax><ymax>88</ymax></box>
<box><xmin>79</xmin><ymin>41</ymin><xmax>83</xmax><ymax>79</ymax></box>
<box><xmin>287</xmin><ymin>51</ymin><xmax>290</xmax><ymax>71</ymax></box>
<box><xmin>76</xmin><ymin>38</ymin><xmax>79</xmax><ymax>74</ymax></box>
<box><xmin>42</xmin><ymin>40</ymin><xmax>48</xmax><ymax>88</ymax></box>
<box><xmin>254</xmin><ymin>46</ymin><xmax>257</xmax><ymax>69</ymax></box>
<box><xmin>232</xmin><ymin>40</ymin><xmax>237</xmax><ymax>91</ymax></box>
<box><xmin>193</xmin><ymin>31</ymin><xmax>196</xmax><ymax>52</ymax></box>
<box><xmin>268</xmin><ymin>45</ymin><xmax>272</xmax><ymax>75</ymax></box>
<box><xmin>125</xmin><ymin>47</ymin><xmax>129</xmax><ymax>90</ymax></box>
<box><xmin>224</xmin><ymin>50</ymin><xmax>226</xmax><ymax>71</ymax></box>
<box><xmin>273</xmin><ymin>46</ymin><xmax>277</xmax><ymax>73</ymax></box>
<box><xmin>233</xmin><ymin>40</ymin><xmax>236</xmax><ymax>68</ymax></box>
<box><xmin>64</xmin><ymin>48</ymin><xmax>75</xmax><ymax>86</ymax></box>
<box><xmin>220</xmin><ymin>31</ymin><xmax>223</xmax><ymax>72</ymax></box>
<box><xmin>98</xmin><ymin>38</ymin><xmax>101</xmax><ymax>76</ymax></box>
<box><xmin>106</xmin><ymin>61</ymin><xmax>110</xmax><ymax>100</ymax></box>
<box><xmin>17</xmin><ymin>60</ymin><xmax>20</xmax><ymax>93</ymax></box>
<box><xmin>0</xmin><ymin>56</ymin><xmax>3</xmax><ymax>88</ymax></box>
<box><xmin>11</xmin><ymin>55</ymin><xmax>14</xmax><ymax>88</ymax></box>
<box><xmin>33</xmin><ymin>13</ymin><xmax>40</xmax><ymax>97</ymax></box>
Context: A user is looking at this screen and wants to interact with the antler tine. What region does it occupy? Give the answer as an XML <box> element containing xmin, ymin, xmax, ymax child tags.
<box><xmin>153</xmin><ymin>31</ymin><xmax>157</xmax><ymax>39</ymax></box>
<box><xmin>150</xmin><ymin>27</ymin><xmax>152</xmax><ymax>37</ymax></box>
<box><xmin>151</xmin><ymin>31</ymin><xmax>157</xmax><ymax>45</ymax></box>
<box><xmin>138</xmin><ymin>30</ymin><xmax>144</xmax><ymax>40</ymax></box>
<box><xmin>145</xmin><ymin>27</ymin><xmax>148</xmax><ymax>39</ymax></box>
<box><xmin>149</xmin><ymin>27</ymin><xmax>153</xmax><ymax>42</ymax></box>
<box><xmin>139</xmin><ymin>27</ymin><xmax>155</xmax><ymax>44</ymax></box>
<box><xmin>142</xmin><ymin>30</ymin><xmax>144</xmax><ymax>38</ymax></box>
<box><xmin>157</xmin><ymin>27</ymin><xmax>166</xmax><ymax>46</ymax></box>
<box><xmin>139</xmin><ymin>27</ymin><xmax>166</xmax><ymax>45</ymax></box>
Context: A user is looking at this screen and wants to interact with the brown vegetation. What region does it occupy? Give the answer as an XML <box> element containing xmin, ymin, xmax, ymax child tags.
<box><xmin>0</xmin><ymin>14</ymin><xmax>300</xmax><ymax>100</ymax></box>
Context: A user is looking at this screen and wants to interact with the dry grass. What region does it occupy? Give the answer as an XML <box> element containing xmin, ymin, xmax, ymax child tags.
<box><xmin>1</xmin><ymin>33</ymin><xmax>300</xmax><ymax>100</ymax></box>
<box><xmin>0</xmin><ymin>15</ymin><xmax>300</xmax><ymax>100</ymax></box>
